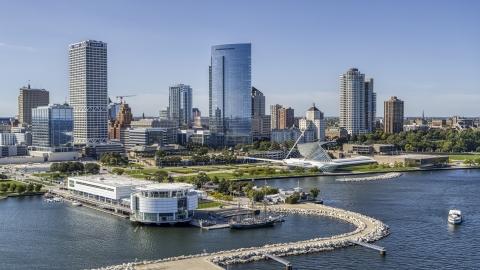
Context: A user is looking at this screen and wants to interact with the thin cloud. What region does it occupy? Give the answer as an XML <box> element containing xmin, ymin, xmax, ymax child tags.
<box><xmin>0</xmin><ymin>42</ymin><xmax>35</xmax><ymax>51</ymax></box>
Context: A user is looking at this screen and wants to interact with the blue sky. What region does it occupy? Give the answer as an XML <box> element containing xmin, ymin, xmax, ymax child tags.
<box><xmin>1</xmin><ymin>0</ymin><xmax>479</xmax><ymax>118</ymax></box>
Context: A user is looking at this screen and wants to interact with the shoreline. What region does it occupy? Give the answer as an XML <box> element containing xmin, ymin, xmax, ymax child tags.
<box><xmin>231</xmin><ymin>166</ymin><xmax>480</xmax><ymax>182</ymax></box>
<box><xmin>97</xmin><ymin>203</ymin><xmax>389</xmax><ymax>270</ymax></box>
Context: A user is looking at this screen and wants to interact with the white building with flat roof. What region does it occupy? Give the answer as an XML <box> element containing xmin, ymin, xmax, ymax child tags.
<box><xmin>67</xmin><ymin>175</ymin><xmax>198</xmax><ymax>224</ymax></box>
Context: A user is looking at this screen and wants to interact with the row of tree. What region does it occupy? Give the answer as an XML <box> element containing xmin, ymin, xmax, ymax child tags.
<box><xmin>0</xmin><ymin>182</ymin><xmax>43</xmax><ymax>194</ymax></box>
<box><xmin>50</xmin><ymin>162</ymin><xmax>100</xmax><ymax>174</ymax></box>
<box><xmin>348</xmin><ymin>129</ymin><xmax>480</xmax><ymax>153</ymax></box>
<box><xmin>99</xmin><ymin>152</ymin><xmax>129</xmax><ymax>166</ymax></box>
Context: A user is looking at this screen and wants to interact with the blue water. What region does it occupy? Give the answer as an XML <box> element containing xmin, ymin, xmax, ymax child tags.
<box><xmin>1</xmin><ymin>169</ymin><xmax>479</xmax><ymax>269</ymax></box>
<box><xmin>231</xmin><ymin>169</ymin><xmax>480</xmax><ymax>269</ymax></box>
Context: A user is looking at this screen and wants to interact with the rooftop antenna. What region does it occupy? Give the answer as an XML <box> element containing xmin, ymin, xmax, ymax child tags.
<box><xmin>28</xmin><ymin>80</ymin><xmax>30</xmax><ymax>89</ymax></box>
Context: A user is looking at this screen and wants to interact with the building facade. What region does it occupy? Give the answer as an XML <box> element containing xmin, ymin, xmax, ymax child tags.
<box><xmin>169</xmin><ymin>84</ymin><xmax>193</xmax><ymax>129</ymax></box>
<box><xmin>128</xmin><ymin>128</ymin><xmax>166</xmax><ymax>147</ymax></box>
<box><xmin>31</xmin><ymin>104</ymin><xmax>73</xmax><ymax>147</ymax></box>
<box><xmin>69</xmin><ymin>40</ymin><xmax>108</xmax><ymax>144</ymax></box>
<box><xmin>130</xmin><ymin>183</ymin><xmax>198</xmax><ymax>224</ymax></box>
<box><xmin>384</xmin><ymin>96</ymin><xmax>404</xmax><ymax>133</ymax></box>
<box><xmin>270</xmin><ymin>104</ymin><xmax>282</xmax><ymax>130</ymax></box>
<box><xmin>18</xmin><ymin>84</ymin><xmax>49</xmax><ymax>125</ymax></box>
<box><xmin>298</xmin><ymin>103</ymin><xmax>326</xmax><ymax>141</ymax></box>
<box><xmin>209</xmin><ymin>43</ymin><xmax>252</xmax><ymax>147</ymax></box>
<box><xmin>251</xmin><ymin>87</ymin><xmax>270</xmax><ymax>140</ymax></box>
<box><xmin>278</xmin><ymin>107</ymin><xmax>294</xmax><ymax>129</ymax></box>
<box><xmin>339</xmin><ymin>68</ymin><xmax>376</xmax><ymax>135</ymax></box>
<box><xmin>109</xmin><ymin>103</ymin><xmax>133</xmax><ymax>145</ymax></box>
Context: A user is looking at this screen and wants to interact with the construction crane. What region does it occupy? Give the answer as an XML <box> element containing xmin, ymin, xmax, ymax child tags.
<box><xmin>115</xmin><ymin>95</ymin><xmax>137</xmax><ymax>104</ymax></box>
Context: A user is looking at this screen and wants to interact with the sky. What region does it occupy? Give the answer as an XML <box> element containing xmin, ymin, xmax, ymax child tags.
<box><xmin>0</xmin><ymin>0</ymin><xmax>479</xmax><ymax>118</ymax></box>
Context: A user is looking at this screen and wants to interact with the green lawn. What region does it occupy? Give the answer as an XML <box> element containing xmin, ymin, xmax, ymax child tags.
<box><xmin>335</xmin><ymin>164</ymin><xmax>415</xmax><ymax>172</ymax></box>
<box><xmin>448</xmin><ymin>154</ymin><xmax>478</xmax><ymax>161</ymax></box>
<box><xmin>196</xmin><ymin>201</ymin><xmax>223</xmax><ymax>209</ymax></box>
<box><xmin>26</xmin><ymin>179</ymin><xmax>55</xmax><ymax>186</ymax></box>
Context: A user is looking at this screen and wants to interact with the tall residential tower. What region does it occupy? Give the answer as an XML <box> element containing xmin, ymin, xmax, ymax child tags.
<box><xmin>169</xmin><ymin>84</ymin><xmax>193</xmax><ymax>129</ymax></box>
<box><xmin>209</xmin><ymin>43</ymin><xmax>252</xmax><ymax>147</ymax></box>
<box><xmin>339</xmin><ymin>68</ymin><xmax>376</xmax><ymax>135</ymax></box>
<box><xmin>69</xmin><ymin>40</ymin><xmax>108</xmax><ymax>144</ymax></box>
<box><xmin>384</xmin><ymin>96</ymin><xmax>404</xmax><ymax>133</ymax></box>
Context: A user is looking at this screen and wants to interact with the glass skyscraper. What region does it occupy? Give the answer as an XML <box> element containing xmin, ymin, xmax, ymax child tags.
<box><xmin>169</xmin><ymin>84</ymin><xmax>193</xmax><ymax>128</ymax></box>
<box><xmin>32</xmin><ymin>104</ymin><xmax>73</xmax><ymax>147</ymax></box>
<box><xmin>209</xmin><ymin>43</ymin><xmax>252</xmax><ymax>147</ymax></box>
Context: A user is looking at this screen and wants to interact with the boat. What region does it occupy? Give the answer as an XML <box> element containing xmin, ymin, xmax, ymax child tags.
<box><xmin>72</xmin><ymin>201</ymin><xmax>82</xmax><ymax>207</ymax></box>
<box><xmin>229</xmin><ymin>180</ymin><xmax>277</xmax><ymax>230</ymax></box>
<box><xmin>44</xmin><ymin>193</ymin><xmax>53</xmax><ymax>199</ymax></box>
<box><xmin>448</xmin><ymin>210</ymin><xmax>462</xmax><ymax>224</ymax></box>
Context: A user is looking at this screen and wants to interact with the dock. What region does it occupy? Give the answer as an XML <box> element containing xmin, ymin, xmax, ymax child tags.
<box><xmin>348</xmin><ymin>240</ymin><xmax>386</xmax><ymax>255</ymax></box>
<box><xmin>260</xmin><ymin>251</ymin><xmax>292</xmax><ymax>270</ymax></box>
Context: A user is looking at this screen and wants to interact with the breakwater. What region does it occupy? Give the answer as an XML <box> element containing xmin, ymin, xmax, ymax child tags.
<box><xmin>96</xmin><ymin>203</ymin><xmax>389</xmax><ymax>269</ymax></box>
<box><xmin>335</xmin><ymin>172</ymin><xmax>402</xmax><ymax>182</ymax></box>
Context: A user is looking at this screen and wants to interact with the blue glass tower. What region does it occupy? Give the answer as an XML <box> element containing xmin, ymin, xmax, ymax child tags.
<box><xmin>32</xmin><ymin>104</ymin><xmax>73</xmax><ymax>147</ymax></box>
<box><xmin>209</xmin><ymin>43</ymin><xmax>252</xmax><ymax>147</ymax></box>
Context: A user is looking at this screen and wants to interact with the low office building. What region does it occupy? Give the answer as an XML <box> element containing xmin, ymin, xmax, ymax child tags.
<box><xmin>130</xmin><ymin>183</ymin><xmax>198</xmax><ymax>225</ymax></box>
<box><xmin>343</xmin><ymin>144</ymin><xmax>396</xmax><ymax>155</ymax></box>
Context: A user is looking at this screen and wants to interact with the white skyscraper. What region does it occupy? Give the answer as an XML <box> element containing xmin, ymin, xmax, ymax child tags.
<box><xmin>169</xmin><ymin>84</ymin><xmax>193</xmax><ymax>128</ymax></box>
<box><xmin>339</xmin><ymin>68</ymin><xmax>376</xmax><ymax>135</ymax></box>
<box><xmin>69</xmin><ymin>40</ymin><xmax>108</xmax><ymax>144</ymax></box>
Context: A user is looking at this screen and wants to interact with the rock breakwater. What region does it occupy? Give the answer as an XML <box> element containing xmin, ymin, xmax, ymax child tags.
<box><xmin>95</xmin><ymin>203</ymin><xmax>390</xmax><ymax>269</ymax></box>
<box><xmin>335</xmin><ymin>172</ymin><xmax>402</xmax><ymax>182</ymax></box>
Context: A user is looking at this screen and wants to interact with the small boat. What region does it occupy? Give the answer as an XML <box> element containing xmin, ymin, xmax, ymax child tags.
<box><xmin>52</xmin><ymin>197</ymin><xmax>62</xmax><ymax>202</ymax></box>
<box><xmin>72</xmin><ymin>201</ymin><xmax>82</xmax><ymax>207</ymax></box>
<box><xmin>448</xmin><ymin>210</ymin><xmax>462</xmax><ymax>224</ymax></box>
<box><xmin>44</xmin><ymin>193</ymin><xmax>53</xmax><ymax>199</ymax></box>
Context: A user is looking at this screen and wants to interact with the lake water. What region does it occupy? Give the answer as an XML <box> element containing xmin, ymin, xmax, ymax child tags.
<box><xmin>1</xmin><ymin>169</ymin><xmax>479</xmax><ymax>269</ymax></box>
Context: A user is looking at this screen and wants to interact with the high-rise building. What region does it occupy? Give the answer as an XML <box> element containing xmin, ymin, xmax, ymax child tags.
<box><xmin>270</xmin><ymin>104</ymin><xmax>282</xmax><ymax>130</ymax></box>
<box><xmin>159</xmin><ymin>107</ymin><xmax>170</xmax><ymax>120</ymax></box>
<box><xmin>109</xmin><ymin>103</ymin><xmax>133</xmax><ymax>145</ymax></box>
<box><xmin>299</xmin><ymin>103</ymin><xmax>326</xmax><ymax>141</ymax></box>
<box><xmin>278</xmin><ymin>107</ymin><xmax>294</xmax><ymax>129</ymax></box>
<box><xmin>251</xmin><ymin>87</ymin><xmax>270</xmax><ymax>140</ymax></box>
<box><xmin>384</xmin><ymin>96</ymin><xmax>404</xmax><ymax>133</ymax></box>
<box><xmin>192</xmin><ymin>108</ymin><xmax>201</xmax><ymax>118</ymax></box>
<box><xmin>209</xmin><ymin>43</ymin><xmax>252</xmax><ymax>147</ymax></box>
<box><xmin>169</xmin><ymin>84</ymin><xmax>193</xmax><ymax>128</ymax></box>
<box><xmin>18</xmin><ymin>84</ymin><xmax>49</xmax><ymax>125</ymax></box>
<box><xmin>339</xmin><ymin>68</ymin><xmax>376</xmax><ymax>135</ymax></box>
<box><xmin>69</xmin><ymin>40</ymin><xmax>108</xmax><ymax>144</ymax></box>
<box><xmin>31</xmin><ymin>104</ymin><xmax>73</xmax><ymax>147</ymax></box>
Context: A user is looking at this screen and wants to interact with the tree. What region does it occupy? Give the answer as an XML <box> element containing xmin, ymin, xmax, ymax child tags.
<box><xmin>112</xmin><ymin>168</ymin><xmax>124</xmax><ymax>175</ymax></box>
<box><xmin>166</xmin><ymin>176</ymin><xmax>174</xmax><ymax>183</ymax></box>
<box><xmin>155</xmin><ymin>150</ymin><xmax>166</xmax><ymax>157</ymax></box>
<box><xmin>211</xmin><ymin>176</ymin><xmax>220</xmax><ymax>184</ymax></box>
<box><xmin>196</xmin><ymin>172</ymin><xmax>211</xmax><ymax>186</ymax></box>
<box><xmin>218</xmin><ymin>179</ymin><xmax>229</xmax><ymax>193</ymax></box>
<box><xmin>0</xmin><ymin>174</ymin><xmax>7</xmax><ymax>180</ymax></box>
<box><xmin>196</xmin><ymin>147</ymin><xmax>209</xmax><ymax>155</ymax></box>
<box><xmin>294</xmin><ymin>166</ymin><xmax>304</xmax><ymax>173</ymax></box>
<box><xmin>152</xmin><ymin>170</ymin><xmax>168</xmax><ymax>182</ymax></box>
<box><xmin>9</xmin><ymin>183</ymin><xmax>17</xmax><ymax>192</ymax></box>
<box><xmin>85</xmin><ymin>163</ymin><xmax>100</xmax><ymax>174</ymax></box>
<box><xmin>1</xmin><ymin>184</ymin><xmax>8</xmax><ymax>194</ymax></box>
<box><xmin>50</xmin><ymin>163</ymin><xmax>60</xmax><ymax>172</ymax></box>
<box><xmin>27</xmin><ymin>183</ymin><xmax>35</xmax><ymax>193</ymax></box>
<box><xmin>308</xmin><ymin>166</ymin><xmax>319</xmax><ymax>173</ymax></box>
<box><xmin>16</xmin><ymin>184</ymin><xmax>26</xmax><ymax>194</ymax></box>
<box><xmin>309</xmin><ymin>188</ymin><xmax>320</xmax><ymax>199</ymax></box>
<box><xmin>34</xmin><ymin>184</ymin><xmax>43</xmax><ymax>192</ymax></box>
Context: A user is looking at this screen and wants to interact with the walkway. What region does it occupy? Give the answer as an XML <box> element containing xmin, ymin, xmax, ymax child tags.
<box><xmin>131</xmin><ymin>203</ymin><xmax>387</xmax><ymax>270</ymax></box>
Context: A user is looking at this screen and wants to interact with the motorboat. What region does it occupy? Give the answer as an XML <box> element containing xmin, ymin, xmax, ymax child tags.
<box><xmin>72</xmin><ymin>201</ymin><xmax>82</xmax><ymax>207</ymax></box>
<box><xmin>448</xmin><ymin>210</ymin><xmax>462</xmax><ymax>224</ymax></box>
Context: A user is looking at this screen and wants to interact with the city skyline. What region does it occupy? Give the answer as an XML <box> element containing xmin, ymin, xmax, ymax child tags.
<box><xmin>1</xmin><ymin>1</ymin><xmax>479</xmax><ymax>117</ymax></box>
